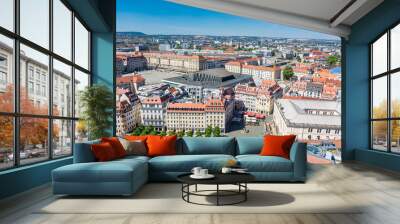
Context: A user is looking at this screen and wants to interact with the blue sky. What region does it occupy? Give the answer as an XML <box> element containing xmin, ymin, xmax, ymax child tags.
<box><xmin>117</xmin><ymin>0</ymin><xmax>339</xmax><ymax>40</ymax></box>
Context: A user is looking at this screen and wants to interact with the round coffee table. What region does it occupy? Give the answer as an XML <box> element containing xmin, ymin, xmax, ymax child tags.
<box><xmin>177</xmin><ymin>173</ymin><xmax>255</xmax><ymax>206</ymax></box>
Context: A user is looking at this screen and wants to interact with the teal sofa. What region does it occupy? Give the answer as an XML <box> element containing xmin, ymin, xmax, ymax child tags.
<box><xmin>52</xmin><ymin>137</ymin><xmax>307</xmax><ymax>196</ymax></box>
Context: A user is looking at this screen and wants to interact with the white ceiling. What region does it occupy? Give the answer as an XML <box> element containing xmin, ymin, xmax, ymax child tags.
<box><xmin>168</xmin><ymin>0</ymin><xmax>384</xmax><ymax>38</ymax></box>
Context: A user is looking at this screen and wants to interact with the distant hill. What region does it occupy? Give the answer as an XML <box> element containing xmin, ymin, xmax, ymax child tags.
<box><xmin>117</xmin><ymin>32</ymin><xmax>146</xmax><ymax>37</ymax></box>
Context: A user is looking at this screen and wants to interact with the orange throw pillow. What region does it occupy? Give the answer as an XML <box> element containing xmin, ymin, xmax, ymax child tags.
<box><xmin>124</xmin><ymin>135</ymin><xmax>148</xmax><ymax>142</ymax></box>
<box><xmin>146</xmin><ymin>135</ymin><xmax>177</xmax><ymax>157</ymax></box>
<box><xmin>101</xmin><ymin>137</ymin><xmax>126</xmax><ymax>158</ymax></box>
<box><xmin>91</xmin><ymin>142</ymin><xmax>117</xmax><ymax>162</ymax></box>
<box><xmin>260</xmin><ymin>135</ymin><xmax>296</xmax><ymax>159</ymax></box>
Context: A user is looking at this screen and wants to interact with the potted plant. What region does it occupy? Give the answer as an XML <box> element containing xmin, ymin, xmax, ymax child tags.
<box><xmin>79</xmin><ymin>84</ymin><xmax>114</xmax><ymax>140</ymax></box>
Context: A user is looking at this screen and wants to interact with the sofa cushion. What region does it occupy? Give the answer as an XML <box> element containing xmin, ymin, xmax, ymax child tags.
<box><xmin>147</xmin><ymin>135</ymin><xmax>177</xmax><ymax>157</ymax></box>
<box><xmin>180</xmin><ymin>137</ymin><xmax>235</xmax><ymax>155</ymax></box>
<box><xmin>260</xmin><ymin>135</ymin><xmax>296</xmax><ymax>159</ymax></box>
<box><xmin>101</xmin><ymin>137</ymin><xmax>127</xmax><ymax>158</ymax></box>
<box><xmin>53</xmin><ymin>157</ymin><xmax>148</xmax><ymax>183</ymax></box>
<box><xmin>236</xmin><ymin>155</ymin><xmax>293</xmax><ymax>172</ymax></box>
<box><xmin>73</xmin><ymin>140</ymin><xmax>100</xmax><ymax>163</ymax></box>
<box><xmin>91</xmin><ymin>142</ymin><xmax>118</xmax><ymax>162</ymax></box>
<box><xmin>119</xmin><ymin>138</ymin><xmax>147</xmax><ymax>156</ymax></box>
<box><xmin>236</xmin><ymin>137</ymin><xmax>263</xmax><ymax>155</ymax></box>
<box><xmin>149</xmin><ymin>154</ymin><xmax>235</xmax><ymax>172</ymax></box>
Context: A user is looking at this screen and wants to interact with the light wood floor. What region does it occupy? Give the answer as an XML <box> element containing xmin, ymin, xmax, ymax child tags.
<box><xmin>1</xmin><ymin>162</ymin><xmax>400</xmax><ymax>224</ymax></box>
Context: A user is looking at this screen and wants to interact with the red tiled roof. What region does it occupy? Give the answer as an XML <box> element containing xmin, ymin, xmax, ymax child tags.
<box><xmin>167</xmin><ymin>102</ymin><xmax>205</xmax><ymax>112</ymax></box>
<box><xmin>142</xmin><ymin>96</ymin><xmax>165</xmax><ymax>104</ymax></box>
<box><xmin>225</xmin><ymin>61</ymin><xmax>242</xmax><ymax>66</ymax></box>
<box><xmin>117</xmin><ymin>74</ymin><xmax>145</xmax><ymax>84</ymax></box>
<box><xmin>116</xmin><ymin>87</ymin><xmax>129</xmax><ymax>95</ymax></box>
<box><xmin>260</xmin><ymin>80</ymin><xmax>277</xmax><ymax>88</ymax></box>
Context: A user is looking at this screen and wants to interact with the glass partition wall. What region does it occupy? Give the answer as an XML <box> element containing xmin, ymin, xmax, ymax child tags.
<box><xmin>0</xmin><ymin>0</ymin><xmax>91</xmax><ymax>170</ymax></box>
<box><xmin>371</xmin><ymin>23</ymin><xmax>400</xmax><ymax>153</ymax></box>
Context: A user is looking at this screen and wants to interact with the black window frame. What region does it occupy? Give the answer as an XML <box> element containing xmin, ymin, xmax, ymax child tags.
<box><xmin>370</xmin><ymin>20</ymin><xmax>400</xmax><ymax>154</ymax></box>
<box><xmin>0</xmin><ymin>0</ymin><xmax>92</xmax><ymax>171</ymax></box>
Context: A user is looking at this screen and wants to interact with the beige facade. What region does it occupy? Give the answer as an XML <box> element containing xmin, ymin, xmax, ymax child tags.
<box><xmin>143</xmin><ymin>52</ymin><xmax>206</xmax><ymax>72</ymax></box>
<box><xmin>235</xmin><ymin>84</ymin><xmax>278</xmax><ymax>115</ymax></box>
<box><xmin>140</xmin><ymin>96</ymin><xmax>168</xmax><ymax>130</ymax></box>
<box><xmin>224</xmin><ymin>62</ymin><xmax>241</xmax><ymax>74</ymax></box>
<box><xmin>166</xmin><ymin>99</ymin><xmax>233</xmax><ymax>132</ymax></box>
<box><xmin>225</xmin><ymin>61</ymin><xmax>281</xmax><ymax>82</ymax></box>
<box><xmin>116</xmin><ymin>93</ymin><xmax>142</xmax><ymax>136</ymax></box>
<box><xmin>256</xmin><ymin>94</ymin><xmax>274</xmax><ymax>115</ymax></box>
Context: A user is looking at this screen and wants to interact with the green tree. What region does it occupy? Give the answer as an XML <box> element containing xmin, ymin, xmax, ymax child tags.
<box><xmin>160</xmin><ymin>131</ymin><xmax>167</xmax><ymax>136</ymax></box>
<box><xmin>177</xmin><ymin>129</ymin><xmax>185</xmax><ymax>138</ymax></box>
<box><xmin>195</xmin><ymin>130</ymin><xmax>203</xmax><ymax>137</ymax></box>
<box><xmin>79</xmin><ymin>84</ymin><xmax>114</xmax><ymax>140</ymax></box>
<box><xmin>327</xmin><ymin>55</ymin><xmax>339</xmax><ymax>68</ymax></box>
<box><xmin>149</xmin><ymin>129</ymin><xmax>159</xmax><ymax>135</ymax></box>
<box><xmin>282</xmin><ymin>66</ymin><xmax>294</xmax><ymax>80</ymax></box>
<box><xmin>213</xmin><ymin>126</ymin><xmax>221</xmax><ymax>137</ymax></box>
<box><xmin>137</xmin><ymin>125</ymin><xmax>144</xmax><ymax>132</ymax></box>
<box><xmin>167</xmin><ymin>130</ymin><xmax>176</xmax><ymax>136</ymax></box>
<box><xmin>186</xmin><ymin>130</ymin><xmax>194</xmax><ymax>137</ymax></box>
<box><xmin>132</xmin><ymin>128</ymin><xmax>141</xmax><ymax>136</ymax></box>
<box><xmin>205</xmin><ymin>126</ymin><xmax>213</xmax><ymax>137</ymax></box>
<box><xmin>140</xmin><ymin>129</ymin><xmax>148</xmax><ymax>136</ymax></box>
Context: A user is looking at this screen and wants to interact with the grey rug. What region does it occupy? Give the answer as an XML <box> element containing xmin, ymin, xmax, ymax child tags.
<box><xmin>38</xmin><ymin>183</ymin><xmax>362</xmax><ymax>214</ymax></box>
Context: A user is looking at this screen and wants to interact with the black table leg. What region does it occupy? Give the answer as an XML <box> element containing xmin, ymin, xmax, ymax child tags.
<box><xmin>195</xmin><ymin>184</ymin><xmax>198</xmax><ymax>192</ymax></box>
<box><xmin>187</xmin><ymin>184</ymin><xmax>190</xmax><ymax>202</ymax></box>
<box><xmin>245</xmin><ymin>183</ymin><xmax>247</xmax><ymax>201</ymax></box>
<box><xmin>216</xmin><ymin>184</ymin><xmax>219</xmax><ymax>206</ymax></box>
<box><xmin>181</xmin><ymin>184</ymin><xmax>183</xmax><ymax>199</ymax></box>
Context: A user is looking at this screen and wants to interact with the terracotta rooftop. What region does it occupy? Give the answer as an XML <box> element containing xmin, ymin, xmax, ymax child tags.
<box><xmin>167</xmin><ymin>103</ymin><xmax>205</xmax><ymax>111</ymax></box>
<box><xmin>142</xmin><ymin>96</ymin><xmax>166</xmax><ymax>104</ymax></box>
<box><xmin>117</xmin><ymin>74</ymin><xmax>145</xmax><ymax>84</ymax></box>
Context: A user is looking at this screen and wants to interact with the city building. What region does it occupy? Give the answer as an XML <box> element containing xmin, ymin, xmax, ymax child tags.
<box><xmin>1</xmin><ymin>41</ymin><xmax>73</xmax><ymax>118</ymax></box>
<box><xmin>159</xmin><ymin>43</ymin><xmax>171</xmax><ymax>51</ymax></box>
<box><xmin>117</xmin><ymin>73</ymin><xmax>145</xmax><ymax>93</ymax></box>
<box><xmin>305</xmin><ymin>82</ymin><xmax>324</xmax><ymax>98</ymax></box>
<box><xmin>241</xmin><ymin>65</ymin><xmax>282</xmax><ymax>83</ymax></box>
<box><xmin>224</xmin><ymin>61</ymin><xmax>242</xmax><ymax>74</ymax></box>
<box><xmin>163</xmin><ymin>68</ymin><xmax>252</xmax><ymax>102</ymax></box>
<box><xmin>235</xmin><ymin>81</ymin><xmax>283</xmax><ymax>115</ymax></box>
<box><xmin>287</xmin><ymin>81</ymin><xmax>307</xmax><ymax>97</ymax></box>
<box><xmin>166</xmin><ymin>99</ymin><xmax>233</xmax><ymax>132</ymax></box>
<box><xmin>225</xmin><ymin>60</ymin><xmax>281</xmax><ymax>84</ymax></box>
<box><xmin>126</xmin><ymin>55</ymin><xmax>147</xmax><ymax>72</ymax></box>
<box><xmin>273</xmin><ymin>99</ymin><xmax>341</xmax><ymax>141</ymax></box>
<box><xmin>142</xmin><ymin>52</ymin><xmax>206</xmax><ymax>72</ymax></box>
<box><xmin>140</xmin><ymin>96</ymin><xmax>168</xmax><ymax>130</ymax></box>
<box><xmin>116</xmin><ymin>56</ymin><xmax>126</xmax><ymax>75</ymax></box>
<box><xmin>224</xmin><ymin>57</ymin><xmax>261</xmax><ymax>74</ymax></box>
<box><xmin>293</xmin><ymin>67</ymin><xmax>311</xmax><ymax>78</ymax></box>
<box><xmin>116</xmin><ymin>90</ymin><xmax>141</xmax><ymax>136</ymax></box>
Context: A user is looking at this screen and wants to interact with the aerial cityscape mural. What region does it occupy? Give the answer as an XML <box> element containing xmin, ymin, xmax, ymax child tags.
<box><xmin>114</xmin><ymin>0</ymin><xmax>342</xmax><ymax>164</ymax></box>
